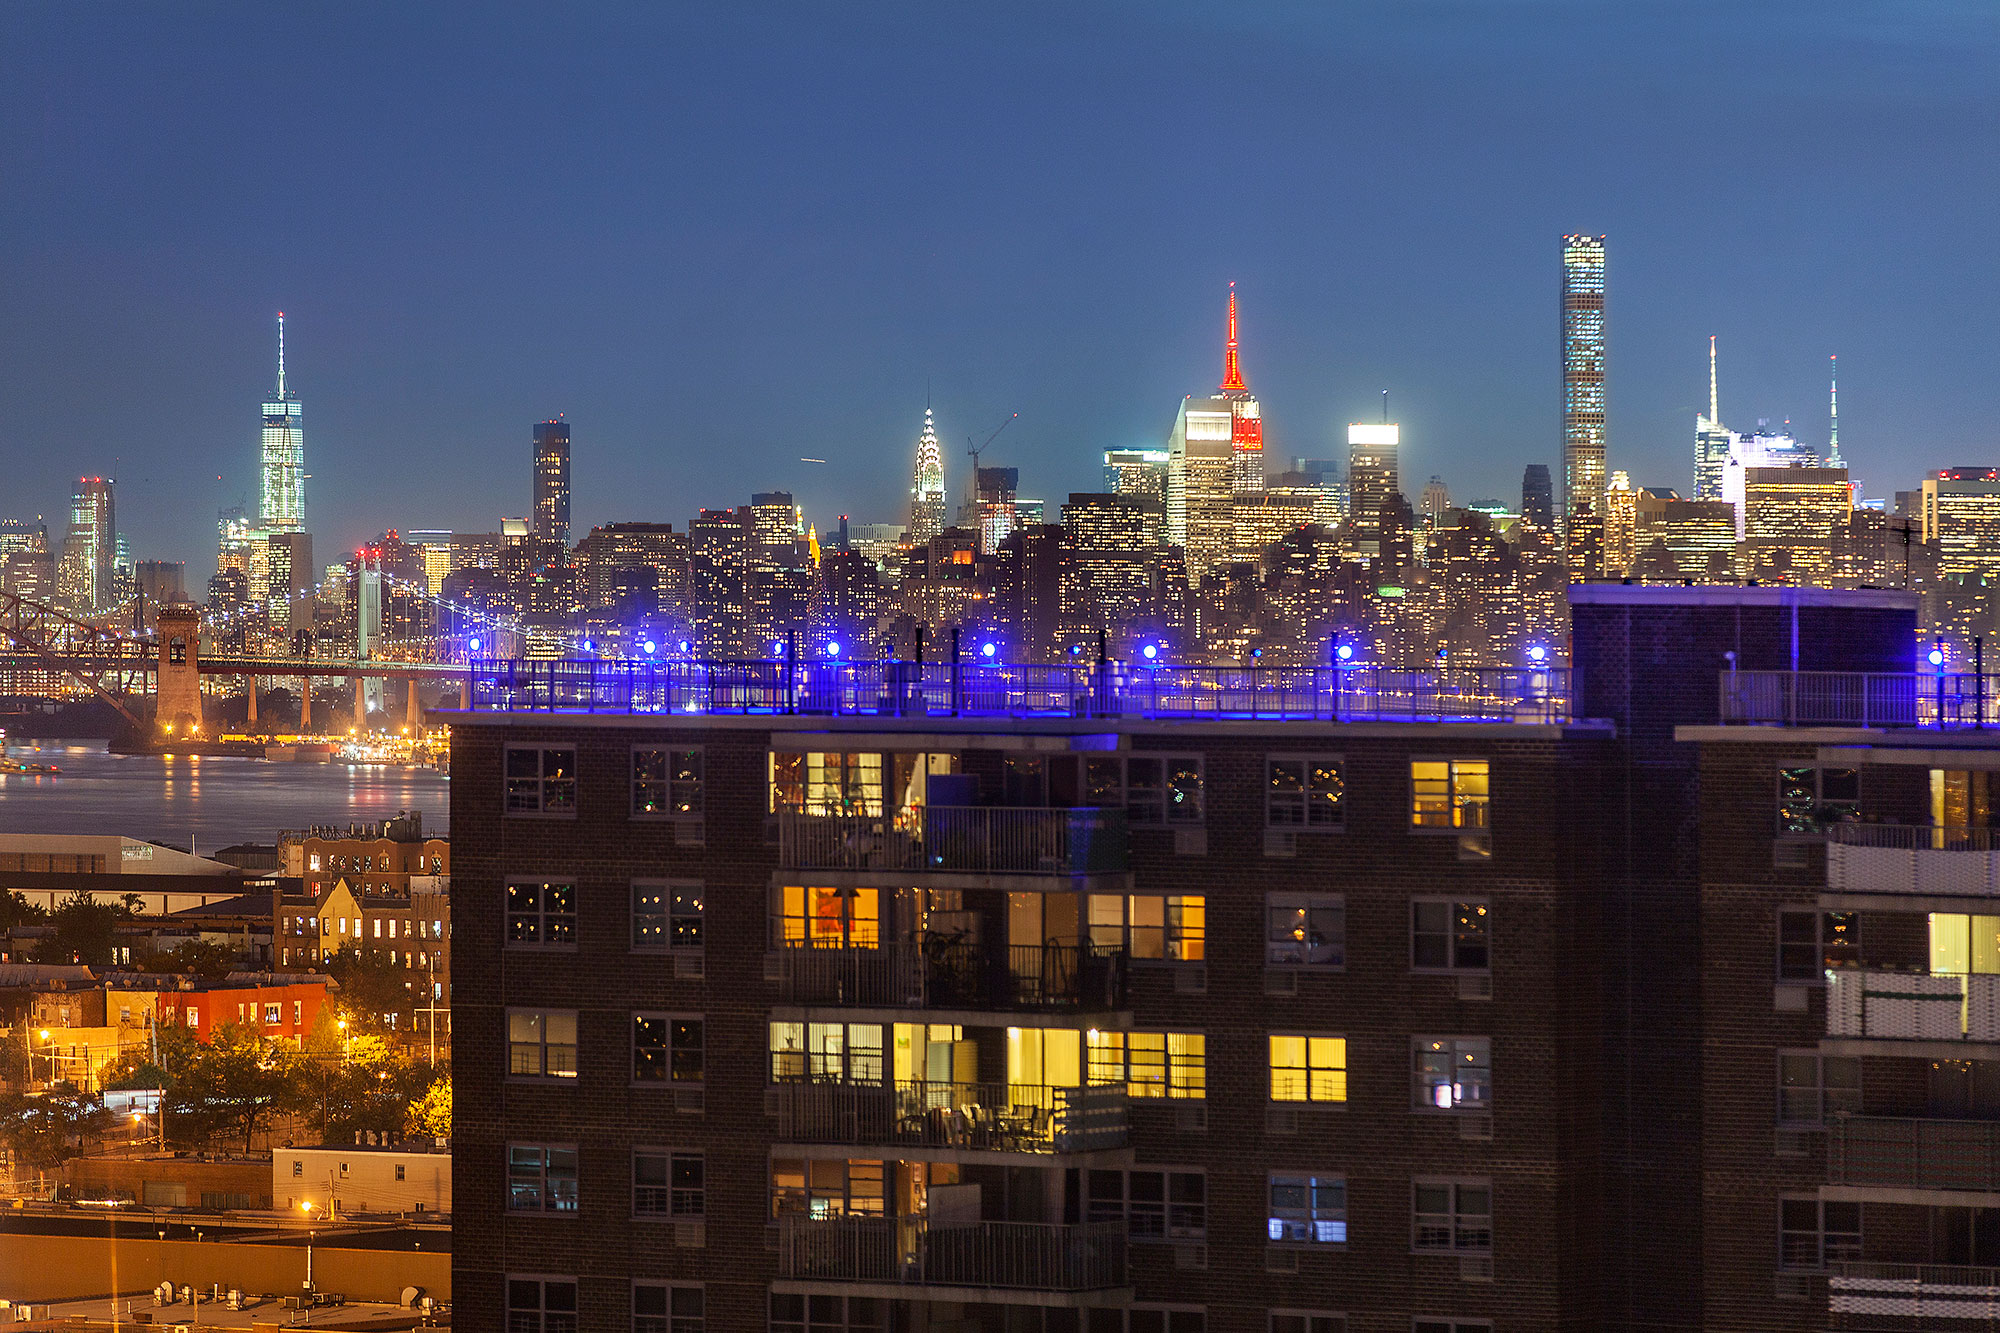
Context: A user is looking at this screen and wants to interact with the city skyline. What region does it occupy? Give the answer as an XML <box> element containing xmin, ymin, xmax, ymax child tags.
<box><xmin>2</xmin><ymin>4</ymin><xmax>1993</xmax><ymax>567</ymax></box>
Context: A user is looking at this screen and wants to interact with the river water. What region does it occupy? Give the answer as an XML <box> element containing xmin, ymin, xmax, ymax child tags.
<box><xmin>0</xmin><ymin>740</ymin><xmax>451</xmax><ymax>849</ymax></box>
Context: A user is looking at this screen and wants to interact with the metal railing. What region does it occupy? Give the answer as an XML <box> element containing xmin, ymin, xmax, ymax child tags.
<box><xmin>1830</xmin><ymin>1115</ymin><xmax>2000</xmax><ymax>1191</ymax></box>
<box><xmin>778</xmin><ymin>806</ymin><xmax>1128</xmax><ymax>876</ymax></box>
<box><xmin>468</xmin><ymin>657</ymin><xmax>1571</xmax><ymax>723</ymax></box>
<box><xmin>1828</xmin><ymin>825</ymin><xmax>2000</xmax><ymax>897</ymax></box>
<box><xmin>1720</xmin><ymin>670</ymin><xmax>2000</xmax><ymax>729</ymax></box>
<box><xmin>775</xmin><ymin>941</ymin><xmax>1130</xmax><ymax>1011</ymax></box>
<box><xmin>1830</xmin><ymin>1261</ymin><xmax>2000</xmax><ymax>1331</ymax></box>
<box><xmin>771</xmin><ymin>1079</ymin><xmax>1128</xmax><ymax>1153</ymax></box>
<box><xmin>775</xmin><ymin>1215</ymin><xmax>1127</xmax><ymax>1291</ymax></box>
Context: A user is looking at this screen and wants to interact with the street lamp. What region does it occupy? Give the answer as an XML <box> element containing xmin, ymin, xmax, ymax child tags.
<box><xmin>336</xmin><ymin>1017</ymin><xmax>350</xmax><ymax>1063</ymax></box>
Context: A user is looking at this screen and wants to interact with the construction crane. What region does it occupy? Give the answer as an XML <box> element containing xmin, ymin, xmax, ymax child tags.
<box><xmin>965</xmin><ymin>413</ymin><xmax>1018</xmax><ymax>511</ymax></box>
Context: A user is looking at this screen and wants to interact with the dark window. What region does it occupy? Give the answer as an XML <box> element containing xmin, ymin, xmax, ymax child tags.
<box><xmin>507</xmin><ymin>1145</ymin><xmax>578</xmax><ymax>1213</ymax></box>
<box><xmin>1412</xmin><ymin>901</ymin><xmax>1489</xmax><ymax>971</ymax></box>
<box><xmin>1781</xmin><ymin>1198</ymin><xmax>1861</xmax><ymax>1268</ymax></box>
<box><xmin>507</xmin><ymin>881</ymin><xmax>575</xmax><ymax>948</ymax></box>
<box><xmin>1412</xmin><ymin>1180</ymin><xmax>1491</xmax><ymax>1253</ymax></box>
<box><xmin>634</xmin><ymin>1015</ymin><xmax>703</xmax><ymax>1082</ymax></box>
<box><xmin>506</xmin><ymin>746</ymin><xmax>576</xmax><ymax>815</ymax></box>
<box><xmin>1778</xmin><ymin>765</ymin><xmax>1861</xmax><ymax>834</ymax></box>
<box><xmin>1267</xmin><ymin>758</ymin><xmax>1345</xmax><ymax>827</ymax></box>
<box><xmin>507</xmin><ymin>1277</ymin><xmax>578</xmax><ymax>1333</ymax></box>
<box><xmin>634</xmin><ymin>1284</ymin><xmax>702</xmax><ymax>1333</ymax></box>
<box><xmin>634</xmin><ymin>748</ymin><xmax>704</xmax><ymax>818</ymax></box>
<box><xmin>1778</xmin><ymin>909</ymin><xmax>1858</xmax><ymax>980</ymax></box>
<box><xmin>634</xmin><ymin>1149</ymin><xmax>704</xmax><ymax>1217</ymax></box>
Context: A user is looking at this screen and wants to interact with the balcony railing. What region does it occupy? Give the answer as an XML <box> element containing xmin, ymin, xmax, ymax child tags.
<box><xmin>1830</xmin><ymin>1262</ymin><xmax>2000</xmax><ymax>1330</ymax></box>
<box><xmin>775</xmin><ymin>1215</ymin><xmax>1127</xmax><ymax>1292</ymax></box>
<box><xmin>778</xmin><ymin>807</ymin><xmax>1128</xmax><ymax>876</ymax></box>
<box><xmin>775</xmin><ymin>941</ymin><xmax>1130</xmax><ymax>1011</ymax></box>
<box><xmin>1830</xmin><ymin>1116</ymin><xmax>2000</xmax><ymax>1191</ymax></box>
<box><xmin>1828</xmin><ymin>969</ymin><xmax>2000</xmax><ymax>1042</ymax></box>
<box><xmin>468</xmin><ymin>657</ymin><xmax>1571</xmax><ymax>724</ymax></box>
<box><xmin>771</xmin><ymin>1079</ymin><xmax>1128</xmax><ymax>1154</ymax></box>
<box><xmin>1721</xmin><ymin>670</ymin><xmax>2000</xmax><ymax>729</ymax></box>
<box><xmin>1828</xmin><ymin>825</ymin><xmax>2000</xmax><ymax>897</ymax></box>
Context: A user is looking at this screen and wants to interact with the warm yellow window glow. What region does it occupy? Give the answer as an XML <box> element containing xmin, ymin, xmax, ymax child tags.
<box><xmin>1270</xmin><ymin>1035</ymin><xmax>1348</xmax><ymax>1102</ymax></box>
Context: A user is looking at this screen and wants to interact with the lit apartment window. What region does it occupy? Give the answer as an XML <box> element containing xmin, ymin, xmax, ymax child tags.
<box><xmin>774</xmin><ymin>885</ymin><xmax>878</xmax><ymax>948</ymax></box>
<box><xmin>1088</xmin><ymin>894</ymin><xmax>1204</xmax><ymax>961</ymax></box>
<box><xmin>1412</xmin><ymin>1180</ymin><xmax>1491</xmax><ymax>1254</ymax></box>
<box><xmin>506</xmin><ymin>881</ymin><xmax>576</xmax><ymax>948</ymax></box>
<box><xmin>1412</xmin><ymin>1038</ymin><xmax>1491</xmax><ymax>1112</ymax></box>
<box><xmin>1084</xmin><ymin>1168</ymin><xmax>1206</xmax><ymax>1240</ymax></box>
<box><xmin>1087</xmin><ymin>1031</ymin><xmax>1205</xmax><ymax>1098</ymax></box>
<box><xmin>633</xmin><ymin>1150</ymin><xmax>705</xmax><ymax>1218</ymax></box>
<box><xmin>634</xmin><ymin>882</ymin><xmax>704</xmax><ymax>951</ymax></box>
<box><xmin>1267</xmin><ymin>894</ymin><xmax>1343</xmax><ymax>967</ymax></box>
<box><xmin>507</xmin><ymin>1010</ymin><xmax>578</xmax><ymax>1079</ymax></box>
<box><xmin>507</xmin><ymin>1145</ymin><xmax>579</xmax><ymax>1213</ymax></box>
<box><xmin>1411</xmin><ymin>759</ymin><xmax>1489</xmax><ymax>829</ymax></box>
<box><xmin>633</xmin><ymin>747</ymin><xmax>704</xmax><ymax>818</ymax></box>
<box><xmin>1269</xmin><ymin>1036</ymin><xmax>1347</xmax><ymax>1103</ymax></box>
<box><xmin>1083</xmin><ymin>755</ymin><xmax>1204</xmax><ymax>825</ymax></box>
<box><xmin>506</xmin><ymin>1277</ymin><xmax>577</xmax><ymax>1333</ymax></box>
<box><xmin>1269</xmin><ymin>1173</ymin><xmax>1347</xmax><ymax>1244</ymax></box>
<box><xmin>634</xmin><ymin>1284</ymin><xmax>702</xmax><ymax>1333</ymax></box>
<box><xmin>770</xmin><ymin>1159</ymin><xmax>886</xmax><ymax>1217</ymax></box>
<box><xmin>768</xmin><ymin>1021</ymin><xmax>884</xmax><ymax>1084</ymax></box>
<box><xmin>1411</xmin><ymin>901</ymin><xmax>1489</xmax><ymax>972</ymax></box>
<box><xmin>769</xmin><ymin>752</ymin><xmax>883</xmax><ymax>815</ymax></box>
<box><xmin>505</xmin><ymin>745</ymin><xmax>577</xmax><ymax>815</ymax></box>
<box><xmin>1266</xmin><ymin>757</ymin><xmax>1344</xmax><ymax>827</ymax></box>
<box><xmin>633</xmin><ymin>1015</ymin><xmax>704</xmax><ymax>1083</ymax></box>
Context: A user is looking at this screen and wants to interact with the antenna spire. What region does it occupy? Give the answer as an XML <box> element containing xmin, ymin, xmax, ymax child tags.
<box><xmin>276</xmin><ymin>311</ymin><xmax>287</xmax><ymax>399</ymax></box>
<box><xmin>1220</xmin><ymin>283</ymin><xmax>1247</xmax><ymax>393</ymax></box>
<box><xmin>1828</xmin><ymin>353</ymin><xmax>1842</xmax><ymax>467</ymax></box>
<box><xmin>1708</xmin><ymin>335</ymin><xmax>1718</xmax><ymax>426</ymax></box>
<box><xmin>1381</xmin><ymin>389</ymin><xmax>1389</xmax><ymax>425</ymax></box>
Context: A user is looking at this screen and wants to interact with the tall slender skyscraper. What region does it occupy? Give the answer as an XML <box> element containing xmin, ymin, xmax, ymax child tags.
<box><xmin>1693</xmin><ymin>336</ymin><xmax>1731</xmax><ymax>501</ymax></box>
<box><xmin>1167</xmin><ymin>285</ymin><xmax>1263</xmax><ymax>580</ymax></box>
<box><xmin>260</xmin><ymin>313</ymin><xmax>305</xmax><ymax>533</ymax></box>
<box><xmin>59</xmin><ymin>476</ymin><xmax>115</xmax><ymax>614</ymax></box>
<box><xmin>908</xmin><ymin>408</ymin><xmax>947</xmax><ymax>544</ymax></box>
<box><xmin>534</xmin><ymin>419</ymin><xmax>572</xmax><ymax>545</ymax></box>
<box><xmin>1827</xmin><ymin>354</ymin><xmax>1843</xmax><ymax>469</ymax></box>
<box><xmin>1560</xmin><ymin>236</ymin><xmax>1607</xmax><ymax>529</ymax></box>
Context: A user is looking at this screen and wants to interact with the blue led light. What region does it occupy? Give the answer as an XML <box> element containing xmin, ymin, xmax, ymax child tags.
<box><xmin>1142</xmin><ymin>643</ymin><xmax>1159</xmax><ymax>661</ymax></box>
<box><xmin>678</xmin><ymin>640</ymin><xmax>691</xmax><ymax>653</ymax></box>
<box><xmin>469</xmin><ymin>638</ymin><xmax>482</xmax><ymax>652</ymax></box>
<box><xmin>981</xmin><ymin>642</ymin><xmax>997</xmax><ymax>659</ymax></box>
<box><xmin>1335</xmin><ymin>643</ymin><xmax>1353</xmax><ymax>662</ymax></box>
<box><xmin>642</xmin><ymin>640</ymin><xmax>657</xmax><ymax>655</ymax></box>
<box><xmin>1930</xmin><ymin>647</ymin><xmax>1947</xmax><ymax>667</ymax></box>
<box><xmin>826</xmin><ymin>641</ymin><xmax>841</xmax><ymax>657</ymax></box>
<box><xmin>1527</xmin><ymin>645</ymin><xmax>1547</xmax><ymax>663</ymax></box>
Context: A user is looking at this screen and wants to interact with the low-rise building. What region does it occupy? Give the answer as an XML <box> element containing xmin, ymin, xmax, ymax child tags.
<box><xmin>277</xmin><ymin>1142</ymin><xmax>452</xmax><ymax>1216</ymax></box>
<box><xmin>156</xmin><ymin>975</ymin><xmax>332</xmax><ymax>1043</ymax></box>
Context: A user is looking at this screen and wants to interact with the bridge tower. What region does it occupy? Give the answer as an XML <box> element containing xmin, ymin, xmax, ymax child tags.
<box><xmin>155</xmin><ymin>604</ymin><xmax>206</xmax><ymax>736</ymax></box>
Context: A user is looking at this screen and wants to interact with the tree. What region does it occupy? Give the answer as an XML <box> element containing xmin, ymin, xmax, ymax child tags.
<box><xmin>0</xmin><ymin>1087</ymin><xmax>112</xmax><ymax>1174</ymax></box>
<box><xmin>0</xmin><ymin>890</ymin><xmax>44</xmax><ymax>931</ymax></box>
<box><xmin>407</xmin><ymin>1076</ymin><xmax>451</xmax><ymax>1139</ymax></box>
<box><xmin>137</xmin><ymin>939</ymin><xmax>238</xmax><ymax>981</ymax></box>
<box><xmin>322</xmin><ymin>948</ymin><xmax>416</xmax><ymax>1029</ymax></box>
<box><xmin>166</xmin><ymin>1024</ymin><xmax>295</xmax><ymax>1153</ymax></box>
<box><xmin>98</xmin><ymin>1023</ymin><xmax>198</xmax><ymax>1091</ymax></box>
<box><xmin>32</xmin><ymin>889</ymin><xmax>132</xmax><ymax>968</ymax></box>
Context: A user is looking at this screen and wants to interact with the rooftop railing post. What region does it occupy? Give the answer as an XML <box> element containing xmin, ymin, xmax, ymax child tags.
<box><xmin>950</xmin><ymin>627</ymin><xmax>961</xmax><ymax>718</ymax></box>
<box><xmin>1979</xmin><ymin>637</ymin><xmax>1986</xmax><ymax>730</ymax></box>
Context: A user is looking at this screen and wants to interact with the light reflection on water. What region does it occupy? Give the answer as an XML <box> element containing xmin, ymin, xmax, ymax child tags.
<box><xmin>0</xmin><ymin>740</ymin><xmax>449</xmax><ymax>847</ymax></box>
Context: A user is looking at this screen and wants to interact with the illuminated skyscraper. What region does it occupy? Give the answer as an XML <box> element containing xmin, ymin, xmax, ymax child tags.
<box><xmin>1521</xmin><ymin>464</ymin><xmax>1554</xmax><ymax>530</ymax></box>
<box><xmin>534</xmin><ymin>420</ymin><xmax>571</xmax><ymax>545</ymax></box>
<box><xmin>1603</xmin><ymin>471</ymin><xmax>1637</xmax><ymax>576</ymax></box>
<box><xmin>261</xmin><ymin>313</ymin><xmax>305</xmax><ymax>533</ymax></box>
<box><xmin>908</xmin><ymin>408</ymin><xmax>947</xmax><ymax>545</ymax></box>
<box><xmin>1345</xmin><ymin>423</ymin><xmax>1401</xmax><ymax>558</ymax></box>
<box><xmin>1742</xmin><ymin>467</ymin><xmax>1851</xmax><ymax>585</ymax></box>
<box><xmin>1921</xmin><ymin>470</ymin><xmax>2000</xmax><ymax>584</ymax></box>
<box><xmin>58</xmin><ymin>476</ymin><xmax>115</xmax><ymax>614</ymax></box>
<box><xmin>1560</xmin><ymin>236</ymin><xmax>1607</xmax><ymax>529</ymax></box>
<box><xmin>1167</xmin><ymin>285</ymin><xmax>1262</xmax><ymax>580</ymax></box>
<box><xmin>1694</xmin><ymin>336</ymin><xmax>1731</xmax><ymax>501</ymax></box>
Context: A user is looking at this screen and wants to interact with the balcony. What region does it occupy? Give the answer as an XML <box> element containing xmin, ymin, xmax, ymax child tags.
<box><xmin>1829</xmin><ymin>825</ymin><xmax>2000</xmax><ymax>898</ymax></box>
<box><xmin>778</xmin><ymin>807</ymin><xmax>1127</xmax><ymax>878</ymax></box>
<box><xmin>770</xmin><ymin>1079</ymin><xmax>1128</xmax><ymax>1154</ymax></box>
<box><xmin>775</xmin><ymin>1216</ymin><xmax>1127</xmax><ymax>1293</ymax></box>
<box><xmin>1720</xmin><ymin>669</ymin><xmax>2000</xmax><ymax>730</ymax></box>
<box><xmin>774</xmin><ymin>941</ymin><xmax>1129</xmax><ymax>1011</ymax></box>
<box><xmin>1827</xmin><ymin>970</ymin><xmax>2000</xmax><ymax>1042</ymax></box>
<box><xmin>1830</xmin><ymin>1262</ymin><xmax>2000</xmax><ymax>1329</ymax></box>
<box><xmin>1830</xmin><ymin>1116</ymin><xmax>2000</xmax><ymax>1191</ymax></box>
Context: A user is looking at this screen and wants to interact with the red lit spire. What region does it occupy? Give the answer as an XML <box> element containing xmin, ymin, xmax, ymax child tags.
<box><xmin>1220</xmin><ymin>282</ymin><xmax>1247</xmax><ymax>393</ymax></box>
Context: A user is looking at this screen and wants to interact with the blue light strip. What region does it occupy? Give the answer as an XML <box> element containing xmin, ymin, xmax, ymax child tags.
<box><xmin>464</xmin><ymin>657</ymin><xmax>1573</xmax><ymax>724</ymax></box>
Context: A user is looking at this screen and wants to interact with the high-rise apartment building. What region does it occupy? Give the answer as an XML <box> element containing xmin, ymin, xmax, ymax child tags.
<box><xmin>1742</xmin><ymin>467</ymin><xmax>1851</xmax><ymax>586</ymax></box>
<box><xmin>749</xmin><ymin>493</ymin><xmax>805</xmax><ymax>573</ymax></box>
<box><xmin>1560</xmin><ymin>235</ymin><xmax>1607</xmax><ymax>530</ymax></box>
<box><xmin>1520</xmin><ymin>466</ymin><xmax>1553</xmax><ymax>531</ymax></box>
<box><xmin>972</xmin><ymin>468</ymin><xmax>1020</xmax><ymax>556</ymax></box>
<box><xmin>58</xmin><ymin>476</ymin><xmax>115</xmax><ymax>615</ymax></box>
<box><xmin>1103</xmin><ymin>449</ymin><xmax>1169</xmax><ymax>511</ymax></box>
<box><xmin>535</xmin><ymin>420</ymin><xmax>573</xmax><ymax>545</ymax></box>
<box><xmin>261</xmin><ymin>313</ymin><xmax>305</xmax><ymax>533</ymax></box>
<box><xmin>1920</xmin><ymin>469</ymin><xmax>2000</xmax><ymax>584</ymax></box>
<box><xmin>1346</xmin><ymin>423</ymin><xmax>1401</xmax><ymax>559</ymax></box>
<box><xmin>909</xmin><ymin>409</ymin><xmax>948</xmax><ymax>546</ymax></box>
<box><xmin>687</xmin><ymin>508</ymin><xmax>750</xmax><ymax>656</ymax></box>
<box><xmin>1634</xmin><ymin>490</ymin><xmax>1738</xmax><ymax>582</ymax></box>
<box><xmin>1168</xmin><ymin>288</ymin><xmax>1263</xmax><ymax>582</ymax></box>
<box><xmin>1059</xmin><ymin>492</ymin><xmax>1156</xmax><ymax>641</ymax></box>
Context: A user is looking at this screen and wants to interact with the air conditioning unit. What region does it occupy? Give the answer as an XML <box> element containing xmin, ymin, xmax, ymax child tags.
<box><xmin>1457</xmin><ymin>974</ymin><xmax>1493</xmax><ymax>1001</ymax></box>
<box><xmin>763</xmin><ymin>953</ymin><xmax>786</xmax><ymax>982</ymax></box>
<box><xmin>1264</xmin><ymin>1248</ymin><xmax>1298</xmax><ymax>1273</ymax></box>
<box><xmin>1460</xmin><ymin>1255</ymin><xmax>1494</xmax><ymax>1282</ymax></box>
<box><xmin>763</xmin><ymin>1088</ymin><xmax>786</xmax><ymax>1117</ymax></box>
<box><xmin>1175</xmin><ymin>1104</ymin><xmax>1208</xmax><ymax>1134</ymax></box>
<box><xmin>1174</xmin><ymin>828</ymin><xmax>1208</xmax><ymax>857</ymax></box>
<box><xmin>673</xmin><ymin>821</ymin><xmax>706</xmax><ymax>848</ymax></box>
<box><xmin>1774</xmin><ymin>1271</ymin><xmax>1813</xmax><ymax>1301</ymax></box>
<box><xmin>674</xmin><ymin>952</ymin><xmax>706</xmax><ymax>980</ymax></box>
<box><xmin>675</xmin><ymin>1087</ymin><xmax>706</xmax><ymax>1115</ymax></box>
<box><xmin>1173</xmin><ymin>1242</ymin><xmax>1208</xmax><ymax>1270</ymax></box>
<box><xmin>1773</xmin><ymin>1128</ymin><xmax>1814</xmax><ymax>1157</ymax></box>
<box><xmin>674</xmin><ymin>1221</ymin><xmax>706</xmax><ymax>1248</ymax></box>
<box><xmin>1458</xmin><ymin>1112</ymin><xmax>1494</xmax><ymax>1142</ymax></box>
<box><xmin>1263</xmin><ymin>830</ymin><xmax>1296</xmax><ymax>859</ymax></box>
<box><xmin>1266</xmin><ymin>1107</ymin><xmax>1299</xmax><ymax>1136</ymax></box>
<box><xmin>1264</xmin><ymin>969</ymin><xmax>1298</xmax><ymax>996</ymax></box>
<box><xmin>1174</xmin><ymin>966</ymin><xmax>1208</xmax><ymax>995</ymax></box>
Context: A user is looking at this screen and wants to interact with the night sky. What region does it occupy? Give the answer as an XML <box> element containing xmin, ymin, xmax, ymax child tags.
<box><xmin>2</xmin><ymin>2</ymin><xmax>1994</xmax><ymax>571</ymax></box>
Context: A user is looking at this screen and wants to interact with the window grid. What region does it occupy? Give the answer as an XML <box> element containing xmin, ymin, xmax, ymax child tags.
<box><xmin>507</xmin><ymin>1145</ymin><xmax>578</xmax><ymax>1214</ymax></box>
<box><xmin>634</xmin><ymin>747</ymin><xmax>704</xmax><ymax>819</ymax></box>
<box><xmin>1270</xmin><ymin>1035</ymin><xmax>1348</xmax><ymax>1103</ymax></box>
<box><xmin>1266</xmin><ymin>757</ymin><xmax>1345</xmax><ymax>828</ymax></box>
<box><xmin>507</xmin><ymin>1009</ymin><xmax>577</xmax><ymax>1079</ymax></box>
<box><xmin>634</xmin><ymin>1014</ymin><xmax>705</xmax><ymax>1083</ymax></box>
<box><xmin>634</xmin><ymin>1283</ymin><xmax>703</xmax><ymax>1333</ymax></box>
<box><xmin>1412</xmin><ymin>1180</ymin><xmax>1492</xmax><ymax>1254</ymax></box>
<box><xmin>506</xmin><ymin>1276</ymin><xmax>578</xmax><ymax>1333</ymax></box>
<box><xmin>1413</xmin><ymin>1037</ymin><xmax>1492</xmax><ymax>1112</ymax></box>
<box><xmin>1412</xmin><ymin>900</ymin><xmax>1490</xmax><ymax>972</ymax></box>
<box><xmin>635</xmin><ymin>882</ymin><xmax>704</xmax><ymax>951</ymax></box>
<box><xmin>507</xmin><ymin>881</ymin><xmax>576</xmax><ymax>949</ymax></box>
<box><xmin>1269</xmin><ymin>1173</ymin><xmax>1347</xmax><ymax>1245</ymax></box>
<box><xmin>506</xmin><ymin>746</ymin><xmax>577</xmax><ymax>816</ymax></box>
<box><xmin>1778</xmin><ymin>1051</ymin><xmax>1861</xmax><ymax>1126</ymax></box>
<box><xmin>1267</xmin><ymin>893</ymin><xmax>1344</xmax><ymax>967</ymax></box>
<box><xmin>634</xmin><ymin>1149</ymin><xmax>705</xmax><ymax>1218</ymax></box>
